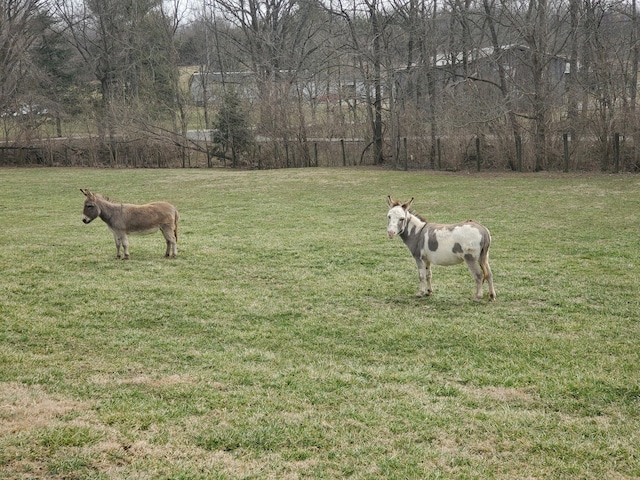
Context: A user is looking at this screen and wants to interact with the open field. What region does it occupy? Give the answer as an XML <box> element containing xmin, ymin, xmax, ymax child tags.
<box><xmin>1</xmin><ymin>167</ymin><xmax>639</xmax><ymax>479</ymax></box>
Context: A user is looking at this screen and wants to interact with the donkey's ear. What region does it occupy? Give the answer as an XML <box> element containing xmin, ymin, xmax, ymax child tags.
<box><xmin>402</xmin><ymin>197</ymin><xmax>414</xmax><ymax>210</ymax></box>
<box><xmin>387</xmin><ymin>195</ymin><xmax>400</xmax><ymax>207</ymax></box>
<box><xmin>80</xmin><ymin>189</ymin><xmax>93</xmax><ymax>199</ymax></box>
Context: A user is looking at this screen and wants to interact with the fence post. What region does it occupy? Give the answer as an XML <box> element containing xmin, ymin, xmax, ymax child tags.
<box><xmin>437</xmin><ymin>138</ymin><xmax>441</xmax><ymax>170</ymax></box>
<box><xmin>515</xmin><ymin>135</ymin><xmax>522</xmax><ymax>172</ymax></box>
<box><xmin>341</xmin><ymin>139</ymin><xmax>346</xmax><ymax>166</ymax></box>
<box><xmin>475</xmin><ymin>137</ymin><xmax>481</xmax><ymax>172</ymax></box>
<box><xmin>314</xmin><ymin>142</ymin><xmax>318</xmax><ymax>167</ymax></box>
<box><xmin>614</xmin><ymin>133</ymin><xmax>620</xmax><ymax>173</ymax></box>
<box><xmin>563</xmin><ymin>133</ymin><xmax>569</xmax><ymax>172</ymax></box>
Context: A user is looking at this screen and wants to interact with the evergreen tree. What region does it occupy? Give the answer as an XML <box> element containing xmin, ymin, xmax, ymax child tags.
<box><xmin>211</xmin><ymin>88</ymin><xmax>252</xmax><ymax>167</ymax></box>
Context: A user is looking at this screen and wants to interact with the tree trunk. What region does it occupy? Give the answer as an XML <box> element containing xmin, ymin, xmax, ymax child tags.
<box><xmin>483</xmin><ymin>0</ymin><xmax>523</xmax><ymax>171</ymax></box>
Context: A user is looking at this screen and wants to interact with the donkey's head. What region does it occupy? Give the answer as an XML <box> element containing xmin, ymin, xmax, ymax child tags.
<box><xmin>80</xmin><ymin>189</ymin><xmax>100</xmax><ymax>224</ymax></box>
<box><xmin>386</xmin><ymin>196</ymin><xmax>414</xmax><ymax>239</ymax></box>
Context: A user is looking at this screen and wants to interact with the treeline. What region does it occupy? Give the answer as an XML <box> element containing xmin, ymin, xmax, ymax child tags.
<box><xmin>1</xmin><ymin>0</ymin><xmax>639</xmax><ymax>171</ymax></box>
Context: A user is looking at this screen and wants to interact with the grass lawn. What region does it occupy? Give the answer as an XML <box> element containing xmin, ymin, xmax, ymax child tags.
<box><xmin>0</xmin><ymin>167</ymin><xmax>639</xmax><ymax>479</ymax></box>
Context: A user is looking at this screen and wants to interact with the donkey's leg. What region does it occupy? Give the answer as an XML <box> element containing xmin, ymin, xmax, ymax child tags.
<box><xmin>483</xmin><ymin>259</ymin><xmax>496</xmax><ymax>301</ymax></box>
<box><xmin>112</xmin><ymin>232</ymin><xmax>122</xmax><ymax>259</ymax></box>
<box><xmin>160</xmin><ymin>225</ymin><xmax>177</xmax><ymax>258</ymax></box>
<box><xmin>164</xmin><ymin>238</ymin><xmax>177</xmax><ymax>257</ymax></box>
<box><xmin>415</xmin><ymin>258</ymin><xmax>433</xmax><ymax>297</ymax></box>
<box><xmin>121</xmin><ymin>234</ymin><xmax>131</xmax><ymax>260</ymax></box>
<box><xmin>464</xmin><ymin>255</ymin><xmax>485</xmax><ymax>301</ymax></box>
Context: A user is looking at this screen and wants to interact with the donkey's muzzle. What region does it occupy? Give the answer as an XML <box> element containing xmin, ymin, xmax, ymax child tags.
<box><xmin>387</xmin><ymin>230</ymin><xmax>396</xmax><ymax>239</ymax></box>
<box><xmin>82</xmin><ymin>216</ymin><xmax>93</xmax><ymax>224</ymax></box>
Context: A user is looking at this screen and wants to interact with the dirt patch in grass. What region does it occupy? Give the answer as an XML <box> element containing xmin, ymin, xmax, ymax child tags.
<box><xmin>0</xmin><ymin>382</ymin><xmax>263</xmax><ymax>478</ymax></box>
<box><xmin>470</xmin><ymin>385</ymin><xmax>539</xmax><ymax>404</ymax></box>
<box><xmin>90</xmin><ymin>372</ymin><xmax>198</xmax><ymax>388</ymax></box>
<box><xmin>0</xmin><ymin>382</ymin><xmax>88</xmax><ymax>436</ymax></box>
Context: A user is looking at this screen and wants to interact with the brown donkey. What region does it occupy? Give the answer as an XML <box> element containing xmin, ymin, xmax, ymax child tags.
<box><xmin>81</xmin><ymin>189</ymin><xmax>179</xmax><ymax>259</ymax></box>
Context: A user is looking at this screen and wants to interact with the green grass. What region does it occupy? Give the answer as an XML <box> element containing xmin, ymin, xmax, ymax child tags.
<box><xmin>1</xmin><ymin>167</ymin><xmax>639</xmax><ymax>479</ymax></box>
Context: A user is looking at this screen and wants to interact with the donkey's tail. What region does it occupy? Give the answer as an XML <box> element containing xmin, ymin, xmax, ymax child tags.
<box><xmin>174</xmin><ymin>209</ymin><xmax>179</xmax><ymax>243</ymax></box>
<box><xmin>480</xmin><ymin>251</ymin><xmax>489</xmax><ymax>280</ymax></box>
<box><xmin>479</xmin><ymin>233</ymin><xmax>491</xmax><ymax>281</ymax></box>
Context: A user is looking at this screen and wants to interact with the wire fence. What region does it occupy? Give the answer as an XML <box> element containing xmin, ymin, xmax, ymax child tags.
<box><xmin>1</xmin><ymin>132</ymin><xmax>638</xmax><ymax>172</ymax></box>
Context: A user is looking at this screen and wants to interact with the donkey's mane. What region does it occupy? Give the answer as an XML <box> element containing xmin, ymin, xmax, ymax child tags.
<box><xmin>95</xmin><ymin>193</ymin><xmax>114</xmax><ymax>203</ymax></box>
<box><xmin>410</xmin><ymin>210</ymin><xmax>427</xmax><ymax>223</ymax></box>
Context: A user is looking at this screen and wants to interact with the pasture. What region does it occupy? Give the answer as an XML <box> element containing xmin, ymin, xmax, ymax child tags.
<box><xmin>0</xmin><ymin>167</ymin><xmax>638</xmax><ymax>479</ymax></box>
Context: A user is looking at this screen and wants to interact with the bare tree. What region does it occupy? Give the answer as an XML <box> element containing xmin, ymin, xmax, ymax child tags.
<box><xmin>566</xmin><ymin>0</ymin><xmax>580</xmax><ymax>156</ymax></box>
<box><xmin>524</xmin><ymin>0</ymin><xmax>549</xmax><ymax>171</ymax></box>
<box><xmin>154</xmin><ymin>0</ymin><xmax>191</xmax><ymax>166</ymax></box>
<box><xmin>0</xmin><ymin>0</ymin><xmax>45</xmax><ymax>139</ymax></box>
<box><xmin>328</xmin><ymin>0</ymin><xmax>389</xmax><ymax>165</ymax></box>
<box><xmin>632</xmin><ymin>0</ymin><xmax>640</xmax><ymax>167</ymax></box>
<box><xmin>210</xmin><ymin>0</ymin><xmax>327</xmax><ymax>166</ymax></box>
<box><xmin>581</xmin><ymin>0</ymin><xmax>630</xmax><ymax>171</ymax></box>
<box><xmin>483</xmin><ymin>0</ymin><xmax>523</xmax><ymax>170</ymax></box>
<box><xmin>52</xmin><ymin>0</ymin><xmax>188</xmax><ymax>164</ymax></box>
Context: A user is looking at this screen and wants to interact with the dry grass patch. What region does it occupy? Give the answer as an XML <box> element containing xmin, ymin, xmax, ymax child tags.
<box><xmin>90</xmin><ymin>373</ymin><xmax>197</xmax><ymax>388</ymax></box>
<box><xmin>0</xmin><ymin>383</ymin><xmax>89</xmax><ymax>436</ymax></box>
<box><xmin>466</xmin><ymin>384</ymin><xmax>539</xmax><ymax>404</ymax></box>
